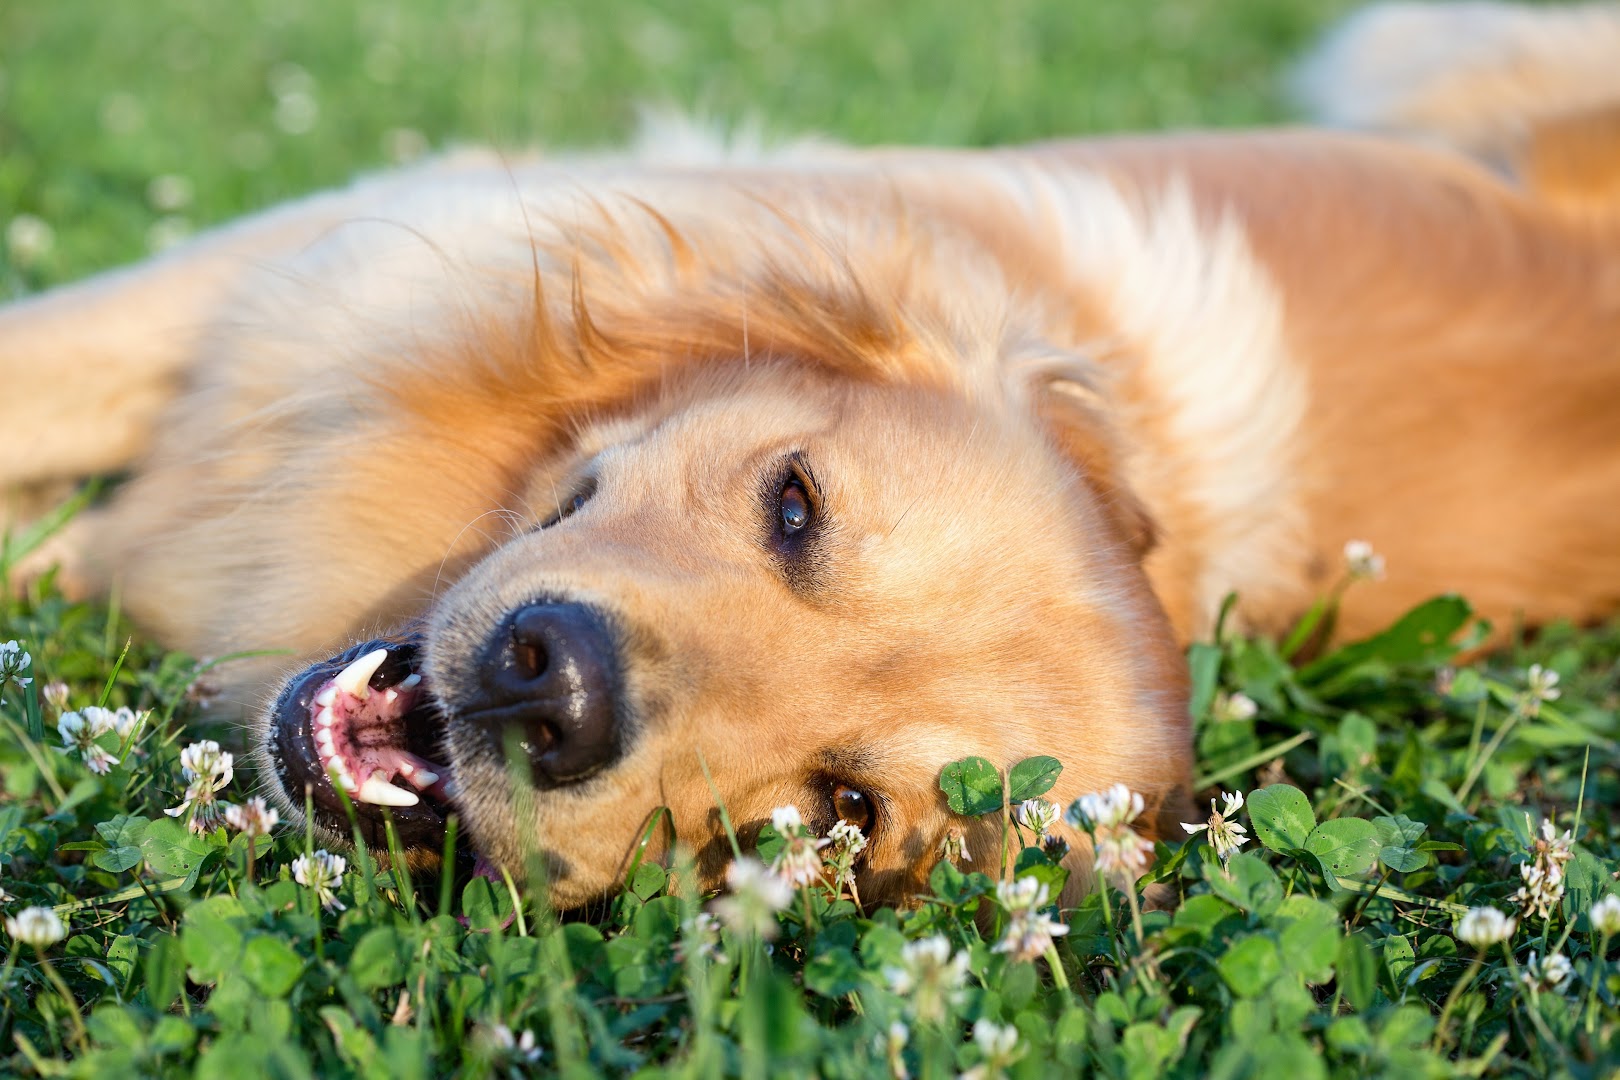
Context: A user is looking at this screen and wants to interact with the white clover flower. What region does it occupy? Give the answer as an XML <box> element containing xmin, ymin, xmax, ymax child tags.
<box><xmin>273</xmin><ymin>91</ymin><xmax>319</xmax><ymax>135</ymax></box>
<box><xmin>1523</xmin><ymin>664</ymin><xmax>1561</xmax><ymax>713</ymax></box>
<box><xmin>1015</xmin><ymin>798</ymin><xmax>1059</xmax><ymax>841</ymax></box>
<box><xmin>823</xmin><ymin>820</ymin><xmax>868</xmax><ymax>897</ymax></box>
<box><xmin>992</xmin><ymin>876</ymin><xmax>1071</xmax><ymax>963</ymax></box>
<box><xmin>1343</xmin><ymin>539</ymin><xmax>1385</xmax><ymax>581</ymax></box>
<box><xmin>4</xmin><ymin>215</ymin><xmax>54</xmax><ymax>267</ymax></box>
<box><xmin>0</xmin><ymin>640</ymin><xmax>32</xmax><ymax>699</ymax></box>
<box><xmin>1212</xmin><ymin>691</ymin><xmax>1258</xmax><ymax>723</ymax></box>
<box><xmin>1065</xmin><ymin>783</ymin><xmax>1144</xmax><ymax>831</ymax></box>
<box><xmin>146</xmin><ymin>173</ymin><xmax>194</xmax><ymax>212</ymax></box>
<box><xmin>1456</xmin><ymin>906</ymin><xmax>1516</xmax><ymax>949</ymax></box>
<box><xmin>712</xmin><ymin>856</ymin><xmax>794</xmax><ymax>939</ymax></box>
<box><xmin>40</xmin><ymin>682</ymin><xmax>70</xmax><ymax>712</ymax></box>
<box><xmin>938</xmin><ymin>827</ymin><xmax>972</xmax><ymax>866</ymax></box>
<box><xmin>882</xmin><ymin>935</ymin><xmax>971</xmax><ymax>1024</ymax></box>
<box><xmin>1590</xmin><ymin>894</ymin><xmax>1620</xmax><ymax>936</ymax></box>
<box><xmin>771</xmin><ymin>805</ymin><xmax>804</xmax><ymax>834</ymax></box>
<box><xmin>292</xmin><ymin>849</ymin><xmax>347</xmax><ymax>911</ymax></box>
<box><xmin>961</xmin><ymin>1019</ymin><xmax>1024</xmax><ymax>1080</ymax></box>
<box><xmin>768</xmin><ymin>805</ymin><xmax>831</xmax><ymax>888</ymax></box>
<box><xmin>67</xmin><ymin>705</ymin><xmax>146</xmax><ymax>749</ymax></box>
<box><xmin>224</xmin><ymin>796</ymin><xmax>280</xmax><ymax>838</ymax></box>
<box><xmin>1513</xmin><ymin>862</ymin><xmax>1566</xmax><ymax>921</ymax></box>
<box><xmin>57</xmin><ymin>708</ymin><xmax>120</xmax><ymax>774</ymax></box>
<box><xmin>165</xmin><ymin>740</ymin><xmax>235</xmax><ymax>833</ymax></box>
<box><xmin>677</xmin><ymin>911</ymin><xmax>726</xmax><ymax>964</ymax></box>
<box><xmin>1067</xmin><ymin>784</ymin><xmax>1155</xmax><ymax>884</ymax></box>
<box><xmin>1521</xmin><ymin>950</ymin><xmax>1572</xmax><ymax>994</ymax></box>
<box><xmin>1512</xmin><ymin>816</ymin><xmax>1575</xmax><ymax>920</ymax></box>
<box><xmin>5</xmin><ymin>906</ymin><xmax>66</xmax><ymax>949</ymax></box>
<box><xmin>882</xmin><ymin>1020</ymin><xmax>910</xmax><ymax>1080</ymax></box>
<box><xmin>1092</xmin><ymin>823</ymin><xmax>1155</xmax><ymax>886</ymax></box>
<box><xmin>1182</xmin><ymin>789</ymin><xmax>1249</xmax><ymax>867</ymax></box>
<box><xmin>487</xmin><ymin>1023</ymin><xmax>542</xmax><ymax>1064</ymax></box>
<box><xmin>827</xmin><ymin>819</ymin><xmax>867</xmax><ymax>858</ymax></box>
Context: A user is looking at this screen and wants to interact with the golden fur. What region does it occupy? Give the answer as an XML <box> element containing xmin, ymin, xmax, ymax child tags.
<box><xmin>3</xmin><ymin>2</ymin><xmax>1619</xmax><ymax>908</ymax></box>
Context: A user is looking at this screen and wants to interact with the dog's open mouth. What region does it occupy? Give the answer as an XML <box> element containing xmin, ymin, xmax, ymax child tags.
<box><xmin>267</xmin><ymin>635</ymin><xmax>459</xmax><ymax>852</ymax></box>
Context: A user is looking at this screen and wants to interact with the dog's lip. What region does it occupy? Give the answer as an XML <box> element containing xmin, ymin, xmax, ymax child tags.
<box><xmin>267</xmin><ymin>637</ymin><xmax>459</xmax><ymax>852</ymax></box>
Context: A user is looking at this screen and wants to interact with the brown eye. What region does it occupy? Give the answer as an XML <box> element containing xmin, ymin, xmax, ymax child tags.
<box><xmin>780</xmin><ymin>480</ymin><xmax>811</xmax><ymax>534</ymax></box>
<box><xmin>832</xmin><ymin>785</ymin><xmax>874</xmax><ymax>833</ymax></box>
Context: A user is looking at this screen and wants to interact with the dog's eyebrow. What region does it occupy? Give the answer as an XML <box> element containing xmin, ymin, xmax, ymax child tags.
<box><xmin>816</xmin><ymin>746</ymin><xmax>878</xmax><ymax>778</ymax></box>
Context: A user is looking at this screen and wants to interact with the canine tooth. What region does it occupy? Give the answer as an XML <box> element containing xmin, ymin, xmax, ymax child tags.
<box><xmin>314</xmin><ymin>685</ymin><xmax>337</xmax><ymax>708</ymax></box>
<box><xmin>359</xmin><ymin>774</ymin><xmax>420</xmax><ymax>807</ymax></box>
<box><xmin>398</xmin><ymin>673</ymin><xmax>422</xmax><ymax>690</ymax></box>
<box><xmin>334</xmin><ymin>648</ymin><xmax>388</xmax><ymax>699</ymax></box>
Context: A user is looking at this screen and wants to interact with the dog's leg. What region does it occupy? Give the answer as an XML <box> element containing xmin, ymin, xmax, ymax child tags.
<box><xmin>0</xmin><ymin>253</ymin><xmax>238</xmax><ymax>491</ymax></box>
<box><xmin>0</xmin><ymin>148</ymin><xmax>514</xmax><ymax>496</ymax></box>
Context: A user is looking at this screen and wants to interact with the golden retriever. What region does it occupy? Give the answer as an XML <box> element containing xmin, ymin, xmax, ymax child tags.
<box><xmin>3</xmin><ymin>2</ymin><xmax>1619</xmax><ymax>909</ymax></box>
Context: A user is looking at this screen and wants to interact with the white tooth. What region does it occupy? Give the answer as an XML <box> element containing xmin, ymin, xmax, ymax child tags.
<box><xmin>397</xmin><ymin>760</ymin><xmax>414</xmax><ymax>775</ymax></box>
<box><xmin>334</xmin><ymin>648</ymin><xmax>389</xmax><ymax>699</ymax></box>
<box><xmin>315</xmin><ymin>729</ymin><xmax>336</xmax><ymax>752</ymax></box>
<box><xmin>338</xmin><ymin>770</ymin><xmax>358</xmax><ymax>791</ymax></box>
<box><xmin>413</xmin><ymin>770</ymin><xmax>439</xmax><ymax>787</ymax></box>
<box><xmin>398</xmin><ymin>673</ymin><xmax>422</xmax><ymax>690</ymax></box>
<box><xmin>359</xmin><ymin>774</ymin><xmax>420</xmax><ymax>807</ymax></box>
<box><xmin>315</xmin><ymin>685</ymin><xmax>337</xmax><ymax>708</ymax></box>
<box><xmin>384</xmin><ymin>689</ymin><xmax>398</xmax><ymax>705</ymax></box>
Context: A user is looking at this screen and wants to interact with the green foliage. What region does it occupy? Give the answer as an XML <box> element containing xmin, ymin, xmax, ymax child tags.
<box><xmin>4</xmin><ymin>545</ymin><xmax>1618</xmax><ymax>1077</ymax></box>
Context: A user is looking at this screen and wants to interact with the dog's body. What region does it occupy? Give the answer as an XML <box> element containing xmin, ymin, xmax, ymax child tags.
<box><xmin>4</xmin><ymin>3</ymin><xmax>1619</xmax><ymax>907</ymax></box>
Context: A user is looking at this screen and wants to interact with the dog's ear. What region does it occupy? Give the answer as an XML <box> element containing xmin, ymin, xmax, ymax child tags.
<box><xmin>1034</xmin><ymin>375</ymin><xmax>1158</xmax><ymax>560</ymax></box>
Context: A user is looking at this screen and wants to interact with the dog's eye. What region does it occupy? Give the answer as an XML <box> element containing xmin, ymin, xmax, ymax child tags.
<box><xmin>540</xmin><ymin>478</ymin><xmax>596</xmax><ymax>530</ymax></box>
<box><xmin>832</xmin><ymin>785</ymin><xmax>874</xmax><ymax>833</ymax></box>
<box><xmin>780</xmin><ymin>479</ymin><xmax>812</xmax><ymax>535</ymax></box>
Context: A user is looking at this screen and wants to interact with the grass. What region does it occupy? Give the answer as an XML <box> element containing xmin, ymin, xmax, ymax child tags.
<box><xmin>1</xmin><ymin>1</ymin><xmax>1618</xmax><ymax>1076</ymax></box>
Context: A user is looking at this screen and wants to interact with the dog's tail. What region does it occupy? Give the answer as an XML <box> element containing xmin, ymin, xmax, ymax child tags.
<box><xmin>1295</xmin><ymin>2</ymin><xmax>1620</xmax><ymax>158</ymax></box>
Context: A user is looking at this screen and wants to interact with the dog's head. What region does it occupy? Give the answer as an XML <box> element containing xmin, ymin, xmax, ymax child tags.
<box><xmin>253</xmin><ymin>193</ymin><xmax>1194</xmax><ymax>908</ymax></box>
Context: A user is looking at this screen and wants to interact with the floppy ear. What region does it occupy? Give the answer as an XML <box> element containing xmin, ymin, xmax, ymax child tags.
<box><xmin>1034</xmin><ymin>375</ymin><xmax>1158</xmax><ymax>559</ymax></box>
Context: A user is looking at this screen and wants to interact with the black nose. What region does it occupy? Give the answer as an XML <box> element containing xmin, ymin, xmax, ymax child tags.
<box><xmin>470</xmin><ymin>601</ymin><xmax>622</xmax><ymax>785</ymax></box>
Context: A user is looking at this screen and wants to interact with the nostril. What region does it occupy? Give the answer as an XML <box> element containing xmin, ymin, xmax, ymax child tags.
<box><xmin>510</xmin><ymin>606</ymin><xmax>555</xmax><ymax>680</ymax></box>
<box><xmin>473</xmin><ymin>601</ymin><xmax>622</xmax><ymax>787</ymax></box>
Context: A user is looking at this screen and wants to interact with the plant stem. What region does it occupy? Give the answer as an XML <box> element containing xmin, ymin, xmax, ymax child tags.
<box><xmin>1043</xmin><ymin>944</ymin><xmax>1071</xmax><ymax>993</ymax></box>
<box><xmin>1457</xmin><ymin>706</ymin><xmax>1524</xmax><ymax>803</ymax></box>
<box><xmin>1432</xmin><ymin>951</ymin><xmax>1483</xmax><ymax>1050</ymax></box>
<box><xmin>37</xmin><ymin>953</ymin><xmax>89</xmax><ymax>1054</ymax></box>
<box><xmin>1123</xmin><ymin>881</ymin><xmax>1146</xmax><ymax>952</ymax></box>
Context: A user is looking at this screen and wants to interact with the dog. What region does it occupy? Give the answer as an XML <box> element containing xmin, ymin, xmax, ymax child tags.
<box><xmin>3</xmin><ymin>2</ymin><xmax>1619</xmax><ymax>910</ymax></box>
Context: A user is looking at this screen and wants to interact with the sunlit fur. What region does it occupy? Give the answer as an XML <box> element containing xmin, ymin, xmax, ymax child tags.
<box><xmin>4</xmin><ymin>2</ymin><xmax>1620</xmax><ymax>907</ymax></box>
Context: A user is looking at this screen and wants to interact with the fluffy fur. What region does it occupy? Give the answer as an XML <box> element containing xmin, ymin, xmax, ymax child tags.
<box><xmin>3</xmin><ymin>2</ymin><xmax>1619</xmax><ymax>907</ymax></box>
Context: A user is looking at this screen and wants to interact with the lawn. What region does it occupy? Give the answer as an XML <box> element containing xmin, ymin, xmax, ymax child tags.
<box><xmin>2</xmin><ymin>0</ymin><xmax>1618</xmax><ymax>1077</ymax></box>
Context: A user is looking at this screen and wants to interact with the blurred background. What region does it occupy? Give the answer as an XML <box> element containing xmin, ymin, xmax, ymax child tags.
<box><xmin>0</xmin><ymin>0</ymin><xmax>1354</xmax><ymax>292</ymax></box>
